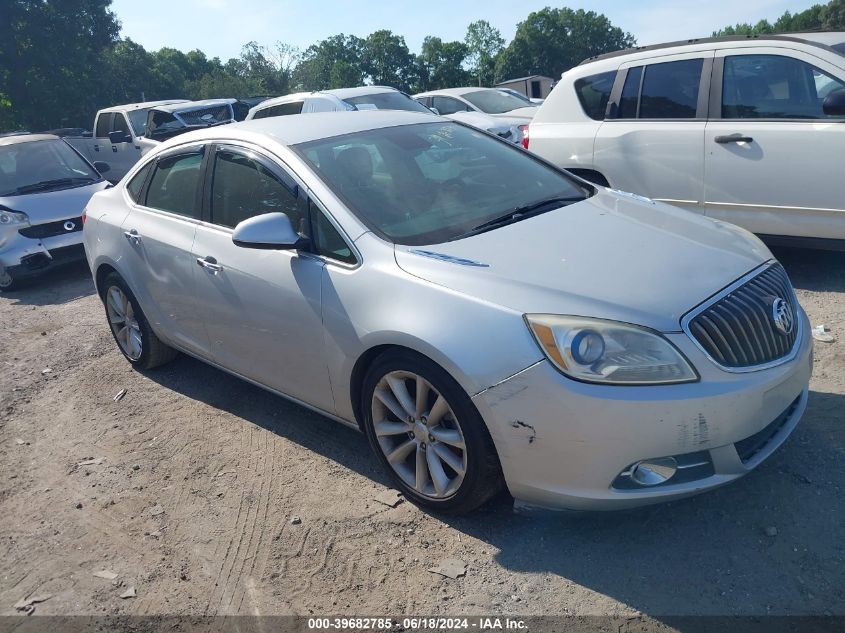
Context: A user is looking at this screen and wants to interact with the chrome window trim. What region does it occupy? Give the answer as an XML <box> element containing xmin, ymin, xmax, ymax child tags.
<box><xmin>680</xmin><ymin>261</ymin><xmax>803</xmax><ymax>373</ymax></box>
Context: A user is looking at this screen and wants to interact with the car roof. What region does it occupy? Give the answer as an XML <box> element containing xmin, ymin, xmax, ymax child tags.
<box><xmin>414</xmin><ymin>87</ymin><xmax>491</xmax><ymax>98</ymax></box>
<box><xmin>154</xmin><ymin>110</ymin><xmax>439</xmax><ymax>150</ymax></box>
<box><xmin>0</xmin><ymin>133</ymin><xmax>59</xmax><ymax>147</ymax></box>
<box><xmin>100</xmin><ymin>99</ymin><xmax>190</xmax><ymax>113</ymax></box>
<box><xmin>321</xmin><ymin>86</ymin><xmax>399</xmax><ymax>99</ymax></box>
<box><xmin>152</xmin><ymin>98</ymin><xmax>236</xmax><ymax>114</ymax></box>
<box><xmin>253</xmin><ymin>92</ymin><xmax>319</xmax><ymax>108</ymax></box>
<box><xmin>580</xmin><ymin>31</ymin><xmax>845</xmax><ymax>66</ymax></box>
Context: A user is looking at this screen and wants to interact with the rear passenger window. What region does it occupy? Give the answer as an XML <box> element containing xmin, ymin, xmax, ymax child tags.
<box><xmin>126</xmin><ymin>162</ymin><xmax>153</xmax><ymax>203</ymax></box>
<box><xmin>722</xmin><ymin>54</ymin><xmax>845</xmax><ymax>119</ymax></box>
<box><xmin>145</xmin><ymin>152</ymin><xmax>204</xmax><ymax>218</ymax></box>
<box><xmin>639</xmin><ymin>59</ymin><xmax>703</xmax><ymax>119</ymax></box>
<box><xmin>574</xmin><ymin>71</ymin><xmax>616</xmax><ymax>120</ymax></box>
<box><xmin>210</xmin><ymin>150</ymin><xmax>303</xmax><ymax>230</ymax></box>
<box><xmin>254</xmin><ymin>102</ymin><xmax>304</xmax><ymax>119</ymax></box>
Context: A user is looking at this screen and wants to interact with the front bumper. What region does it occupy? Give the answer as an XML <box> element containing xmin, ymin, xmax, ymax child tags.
<box><xmin>472</xmin><ymin>309</ymin><xmax>812</xmax><ymax>511</ymax></box>
<box><xmin>0</xmin><ymin>227</ymin><xmax>86</xmax><ymax>280</ymax></box>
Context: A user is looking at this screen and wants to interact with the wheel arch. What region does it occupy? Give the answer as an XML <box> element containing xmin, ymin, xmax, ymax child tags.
<box><xmin>348</xmin><ymin>340</ymin><xmax>478</xmax><ymax>431</ymax></box>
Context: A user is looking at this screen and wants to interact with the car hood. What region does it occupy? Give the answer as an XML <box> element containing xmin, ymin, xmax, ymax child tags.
<box><xmin>393</xmin><ymin>190</ymin><xmax>771</xmax><ymax>332</ymax></box>
<box><xmin>0</xmin><ymin>181</ymin><xmax>109</xmax><ymax>224</ymax></box>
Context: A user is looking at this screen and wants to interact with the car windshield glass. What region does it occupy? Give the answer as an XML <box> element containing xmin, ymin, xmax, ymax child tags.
<box><xmin>0</xmin><ymin>139</ymin><xmax>99</xmax><ymax>196</ymax></box>
<box><xmin>127</xmin><ymin>108</ymin><xmax>151</xmax><ymax>136</ymax></box>
<box><xmin>343</xmin><ymin>92</ymin><xmax>432</xmax><ymax>113</ymax></box>
<box><xmin>462</xmin><ymin>89</ymin><xmax>532</xmax><ymax>114</ymax></box>
<box><xmin>295</xmin><ymin>122</ymin><xmax>589</xmax><ymax>245</ymax></box>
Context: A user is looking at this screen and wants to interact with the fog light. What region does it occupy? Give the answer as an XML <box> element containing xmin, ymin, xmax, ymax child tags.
<box><xmin>630</xmin><ymin>457</ymin><xmax>677</xmax><ymax>486</ymax></box>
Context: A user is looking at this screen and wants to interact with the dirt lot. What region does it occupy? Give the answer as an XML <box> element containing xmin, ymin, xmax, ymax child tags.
<box><xmin>1</xmin><ymin>247</ymin><xmax>843</xmax><ymax>623</ymax></box>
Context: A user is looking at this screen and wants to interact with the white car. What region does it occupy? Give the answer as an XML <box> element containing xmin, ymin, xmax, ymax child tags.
<box><xmin>66</xmin><ymin>100</ymin><xmax>188</xmax><ymax>181</ymax></box>
<box><xmin>528</xmin><ymin>32</ymin><xmax>845</xmax><ymax>247</ymax></box>
<box><xmin>414</xmin><ymin>87</ymin><xmax>538</xmax><ymax>144</ymax></box>
<box><xmin>246</xmin><ymin>87</ymin><xmax>432</xmax><ymax>120</ymax></box>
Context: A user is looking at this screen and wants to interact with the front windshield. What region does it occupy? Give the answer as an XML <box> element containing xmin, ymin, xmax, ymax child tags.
<box><xmin>127</xmin><ymin>108</ymin><xmax>151</xmax><ymax>136</ymax></box>
<box><xmin>295</xmin><ymin>122</ymin><xmax>588</xmax><ymax>245</ymax></box>
<box><xmin>463</xmin><ymin>89</ymin><xmax>534</xmax><ymax>114</ymax></box>
<box><xmin>0</xmin><ymin>139</ymin><xmax>99</xmax><ymax>196</ymax></box>
<box><xmin>343</xmin><ymin>92</ymin><xmax>433</xmax><ymax>113</ymax></box>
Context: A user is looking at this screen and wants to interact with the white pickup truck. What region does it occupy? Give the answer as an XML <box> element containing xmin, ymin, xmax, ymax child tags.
<box><xmin>67</xmin><ymin>100</ymin><xmax>187</xmax><ymax>181</ymax></box>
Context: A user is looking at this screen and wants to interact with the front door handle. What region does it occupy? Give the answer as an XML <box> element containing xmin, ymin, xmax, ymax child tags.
<box><xmin>123</xmin><ymin>229</ymin><xmax>140</xmax><ymax>245</ymax></box>
<box><xmin>196</xmin><ymin>256</ymin><xmax>223</xmax><ymax>274</ymax></box>
<box><xmin>715</xmin><ymin>134</ymin><xmax>754</xmax><ymax>144</ymax></box>
<box><xmin>94</xmin><ymin>144</ymin><xmax>100</xmax><ymax>152</ymax></box>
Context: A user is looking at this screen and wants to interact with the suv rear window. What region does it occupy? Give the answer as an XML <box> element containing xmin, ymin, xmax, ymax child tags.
<box><xmin>574</xmin><ymin>71</ymin><xmax>616</xmax><ymax>120</ymax></box>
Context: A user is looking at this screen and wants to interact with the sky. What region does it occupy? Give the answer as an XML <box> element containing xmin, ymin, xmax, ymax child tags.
<box><xmin>111</xmin><ymin>0</ymin><xmax>821</xmax><ymax>61</ymax></box>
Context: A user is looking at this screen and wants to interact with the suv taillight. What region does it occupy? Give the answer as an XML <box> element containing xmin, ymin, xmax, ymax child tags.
<box><xmin>520</xmin><ymin>125</ymin><xmax>529</xmax><ymax>149</ymax></box>
<box><xmin>81</xmin><ymin>210</ymin><xmax>87</xmax><ymax>225</ymax></box>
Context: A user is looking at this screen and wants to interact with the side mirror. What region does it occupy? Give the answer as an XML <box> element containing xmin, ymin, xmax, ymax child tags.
<box><xmin>92</xmin><ymin>161</ymin><xmax>110</xmax><ymax>174</ymax></box>
<box><xmin>108</xmin><ymin>130</ymin><xmax>131</xmax><ymax>144</ymax></box>
<box><xmin>232</xmin><ymin>212</ymin><xmax>309</xmax><ymax>250</ymax></box>
<box><xmin>823</xmin><ymin>87</ymin><xmax>845</xmax><ymax>117</ymax></box>
<box><xmin>429</xmin><ymin>107</ymin><xmax>441</xmax><ymax>115</ymax></box>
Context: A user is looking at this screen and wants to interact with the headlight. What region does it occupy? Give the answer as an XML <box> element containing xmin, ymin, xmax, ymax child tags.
<box><xmin>0</xmin><ymin>209</ymin><xmax>29</xmax><ymax>226</ymax></box>
<box><xmin>525</xmin><ymin>314</ymin><xmax>698</xmax><ymax>385</ymax></box>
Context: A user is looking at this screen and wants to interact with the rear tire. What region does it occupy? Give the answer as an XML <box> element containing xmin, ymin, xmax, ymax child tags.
<box><xmin>361</xmin><ymin>349</ymin><xmax>503</xmax><ymax>514</ymax></box>
<box><xmin>100</xmin><ymin>272</ymin><xmax>177</xmax><ymax>369</ymax></box>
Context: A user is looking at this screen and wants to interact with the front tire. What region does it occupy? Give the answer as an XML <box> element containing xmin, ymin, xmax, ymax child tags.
<box><xmin>0</xmin><ymin>266</ymin><xmax>19</xmax><ymax>292</ymax></box>
<box><xmin>100</xmin><ymin>272</ymin><xmax>177</xmax><ymax>369</ymax></box>
<box><xmin>362</xmin><ymin>350</ymin><xmax>503</xmax><ymax>514</ymax></box>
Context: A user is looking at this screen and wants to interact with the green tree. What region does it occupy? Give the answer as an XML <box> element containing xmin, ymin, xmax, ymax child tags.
<box><xmin>0</xmin><ymin>0</ymin><xmax>120</xmax><ymax>130</ymax></box>
<box><xmin>712</xmin><ymin>0</ymin><xmax>845</xmax><ymax>36</ymax></box>
<box><xmin>416</xmin><ymin>36</ymin><xmax>471</xmax><ymax>91</ymax></box>
<box><xmin>495</xmin><ymin>7</ymin><xmax>635</xmax><ymax>83</ymax></box>
<box><xmin>464</xmin><ymin>20</ymin><xmax>505</xmax><ymax>86</ymax></box>
<box><xmin>294</xmin><ymin>34</ymin><xmax>366</xmax><ymax>90</ymax></box>
<box><xmin>362</xmin><ymin>30</ymin><xmax>416</xmax><ymax>90</ymax></box>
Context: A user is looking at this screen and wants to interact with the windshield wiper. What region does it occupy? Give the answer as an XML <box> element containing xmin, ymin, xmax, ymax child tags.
<box><xmin>11</xmin><ymin>177</ymin><xmax>97</xmax><ymax>195</ymax></box>
<box><xmin>452</xmin><ymin>195</ymin><xmax>586</xmax><ymax>240</ymax></box>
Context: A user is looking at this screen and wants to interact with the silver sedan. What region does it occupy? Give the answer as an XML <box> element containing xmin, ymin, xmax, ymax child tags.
<box><xmin>83</xmin><ymin>111</ymin><xmax>811</xmax><ymax>513</ymax></box>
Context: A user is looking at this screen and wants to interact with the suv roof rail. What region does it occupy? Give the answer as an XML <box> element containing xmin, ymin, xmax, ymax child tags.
<box><xmin>579</xmin><ymin>31</ymin><xmax>844</xmax><ymax>66</ymax></box>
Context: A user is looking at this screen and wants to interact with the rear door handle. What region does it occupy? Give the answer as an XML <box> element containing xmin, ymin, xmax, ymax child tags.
<box><xmin>715</xmin><ymin>134</ymin><xmax>754</xmax><ymax>144</ymax></box>
<box><xmin>123</xmin><ymin>229</ymin><xmax>140</xmax><ymax>245</ymax></box>
<box><xmin>196</xmin><ymin>256</ymin><xmax>223</xmax><ymax>274</ymax></box>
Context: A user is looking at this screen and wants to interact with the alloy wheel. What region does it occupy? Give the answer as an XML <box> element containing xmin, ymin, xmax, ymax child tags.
<box><xmin>371</xmin><ymin>371</ymin><xmax>467</xmax><ymax>499</ymax></box>
<box><xmin>105</xmin><ymin>285</ymin><xmax>142</xmax><ymax>360</ymax></box>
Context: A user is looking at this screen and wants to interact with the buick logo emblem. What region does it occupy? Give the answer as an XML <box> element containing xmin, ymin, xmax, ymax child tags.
<box><xmin>63</xmin><ymin>221</ymin><xmax>76</xmax><ymax>231</ymax></box>
<box><xmin>771</xmin><ymin>298</ymin><xmax>794</xmax><ymax>336</ymax></box>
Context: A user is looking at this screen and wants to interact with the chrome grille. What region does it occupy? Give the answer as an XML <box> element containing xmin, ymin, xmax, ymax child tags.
<box><xmin>685</xmin><ymin>264</ymin><xmax>799</xmax><ymax>370</ymax></box>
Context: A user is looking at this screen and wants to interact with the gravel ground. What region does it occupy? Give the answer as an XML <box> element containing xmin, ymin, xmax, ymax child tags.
<box><xmin>0</xmin><ymin>246</ymin><xmax>843</xmax><ymax>622</ymax></box>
